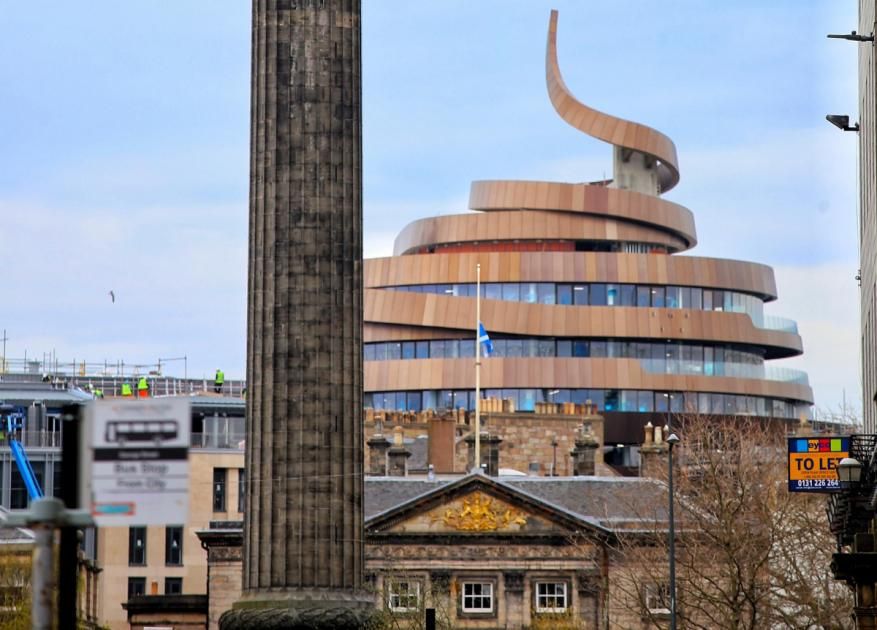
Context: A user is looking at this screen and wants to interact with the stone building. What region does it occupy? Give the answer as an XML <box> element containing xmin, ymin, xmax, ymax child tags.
<box><xmin>199</xmin><ymin>470</ymin><xmax>674</xmax><ymax>630</ymax></box>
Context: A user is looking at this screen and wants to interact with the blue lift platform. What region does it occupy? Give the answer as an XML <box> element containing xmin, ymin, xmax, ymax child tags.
<box><xmin>0</xmin><ymin>404</ymin><xmax>44</xmax><ymax>501</ymax></box>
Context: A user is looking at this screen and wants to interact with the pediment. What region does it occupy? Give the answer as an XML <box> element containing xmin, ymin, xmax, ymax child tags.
<box><xmin>366</xmin><ymin>475</ymin><xmax>603</xmax><ymax>537</ymax></box>
<box><xmin>386</xmin><ymin>490</ymin><xmax>553</xmax><ymax>534</ymax></box>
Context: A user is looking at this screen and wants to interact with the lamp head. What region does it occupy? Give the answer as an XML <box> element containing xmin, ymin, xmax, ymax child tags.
<box><xmin>826</xmin><ymin>114</ymin><xmax>860</xmax><ymax>132</ymax></box>
<box><xmin>837</xmin><ymin>457</ymin><xmax>863</xmax><ymax>485</ymax></box>
<box><xmin>666</xmin><ymin>433</ymin><xmax>680</xmax><ymax>446</ymax></box>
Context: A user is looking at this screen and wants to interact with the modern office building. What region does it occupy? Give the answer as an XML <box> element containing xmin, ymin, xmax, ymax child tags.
<box><xmin>362</xmin><ymin>10</ymin><xmax>813</xmax><ymax>447</ymax></box>
<box><xmin>0</xmin><ymin>373</ymin><xmax>245</xmax><ymax>629</ymax></box>
<box><xmin>859</xmin><ymin>0</ymin><xmax>877</xmax><ymax>433</ymax></box>
<box><xmin>828</xmin><ymin>2</ymin><xmax>877</xmax><ymax>627</ymax></box>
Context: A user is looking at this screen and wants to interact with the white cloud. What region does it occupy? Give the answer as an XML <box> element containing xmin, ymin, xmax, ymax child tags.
<box><xmin>768</xmin><ymin>263</ymin><xmax>861</xmax><ymax>416</ymax></box>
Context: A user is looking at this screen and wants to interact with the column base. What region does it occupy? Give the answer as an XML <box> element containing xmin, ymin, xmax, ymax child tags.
<box><xmin>220</xmin><ymin>590</ymin><xmax>375</xmax><ymax>630</ymax></box>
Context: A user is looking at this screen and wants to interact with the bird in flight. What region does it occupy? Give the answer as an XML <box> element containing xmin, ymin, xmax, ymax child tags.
<box><xmin>108</xmin><ymin>290</ymin><xmax>115</xmax><ymax>303</ymax></box>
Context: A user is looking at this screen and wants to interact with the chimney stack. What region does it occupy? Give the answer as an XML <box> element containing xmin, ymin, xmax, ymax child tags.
<box><xmin>570</xmin><ymin>421</ymin><xmax>600</xmax><ymax>476</ymax></box>
<box><xmin>639</xmin><ymin>421</ymin><xmax>669</xmax><ymax>478</ymax></box>
<box><xmin>465</xmin><ymin>432</ymin><xmax>502</xmax><ymax>476</ymax></box>
<box><xmin>428</xmin><ymin>415</ymin><xmax>456</xmax><ymax>474</ymax></box>
<box><xmin>387</xmin><ymin>426</ymin><xmax>411</xmax><ymax>477</ymax></box>
<box><xmin>366</xmin><ymin>421</ymin><xmax>391</xmax><ymax>475</ymax></box>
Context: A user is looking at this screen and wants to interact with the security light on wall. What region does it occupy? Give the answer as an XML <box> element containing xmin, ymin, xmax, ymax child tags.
<box><xmin>827</xmin><ymin>31</ymin><xmax>874</xmax><ymax>42</ymax></box>
<box><xmin>826</xmin><ymin>115</ymin><xmax>859</xmax><ymax>132</ymax></box>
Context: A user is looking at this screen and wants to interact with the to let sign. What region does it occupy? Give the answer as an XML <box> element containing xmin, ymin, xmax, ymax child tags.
<box><xmin>787</xmin><ymin>436</ymin><xmax>849</xmax><ymax>493</ymax></box>
<box><xmin>86</xmin><ymin>398</ymin><xmax>190</xmax><ymax>526</ymax></box>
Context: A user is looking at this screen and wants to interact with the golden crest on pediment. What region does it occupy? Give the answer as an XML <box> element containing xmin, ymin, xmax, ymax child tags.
<box><xmin>430</xmin><ymin>491</ymin><xmax>528</xmax><ymax>532</ymax></box>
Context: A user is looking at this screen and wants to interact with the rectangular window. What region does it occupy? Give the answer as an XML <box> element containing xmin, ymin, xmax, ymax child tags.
<box><xmin>522</xmin><ymin>283</ymin><xmax>538</xmax><ymax>303</ymax></box>
<box><xmin>485</xmin><ymin>283</ymin><xmax>502</xmax><ymax>300</ymax></box>
<box><xmin>537</xmin><ymin>283</ymin><xmax>555</xmax><ymax>304</ymax></box>
<box><xmin>165</xmin><ymin>577</ymin><xmax>183</xmax><ymax>595</ymax></box>
<box><xmin>505</xmin><ymin>339</ymin><xmax>523</xmax><ymax>358</ymax></box>
<box><xmin>665</xmin><ymin>286</ymin><xmax>681</xmax><ymax>308</ymax></box>
<box><xmin>690</xmin><ymin>287</ymin><xmax>703</xmax><ymax>310</ymax></box>
<box><xmin>238</xmin><ymin>468</ymin><xmax>246</xmax><ymax>513</ymax></box>
<box><xmin>535</xmin><ymin>582</ymin><xmax>568</xmax><ymax>613</ymax></box>
<box><xmin>651</xmin><ymin>287</ymin><xmax>665</xmax><ymax>308</ymax></box>
<box><xmin>128</xmin><ymin>526</ymin><xmax>146</xmax><ymax>566</ymax></box>
<box><xmin>590</xmin><ymin>283</ymin><xmax>607</xmax><ymax>306</ymax></box>
<box><xmin>415</xmin><ymin>341</ymin><xmax>429</xmax><ymax>359</ymax></box>
<box><xmin>387</xmin><ymin>580</ymin><xmax>422</xmax><ymax>613</ymax></box>
<box><xmin>572</xmin><ymin>341</ymin><xmax>589</xmax><ymax>357</ymax></box>
<box><xmin>638</xmin><ymin>391</ymin><xmax>654</xmax><ymax>412</ymax></box>
<box><xmin>406</xmin><ymin>392</ymin><xmax>422</xmax><ymax>412</ymax></box>
<box><xmin>606</xmin><ymin>284</ymin><xmax>619</xmax><ymax>306</ymax></box>
<box><xmin>363</xmin><ymin>344</ymin><xmax>376</xmax><ymax>361</ymax></box>
<box><xmin>462</xmin><ymin>582</ymin><xmax>494</xmax><ymax>613</ymax></box>
<box><xmin>644</xmin><ymin>583</ymin><xmax>670</xmax><ymax>614</ymax></box>
<box><xmin>387</xmin><ymin>342</ymin><xmax>402</xmax><ymax>360</ymax></box>
<box><xmin>213</xmin><ymin>468</ymin><xmax>227</xmax><ymax>512</ymax></box>
<box><xmin>572</xmin><ymin>284</ymin><xmax>589</xmax><ymax>305</ymax></box>
<box><xmin>127</xmin><ymin>577</ymin><xmax>146</xmax><ymax>599</ymax></box>
<box><xmin>557</xmin><ymin>340</ymin><xmax>572</xmax><ymax>357</ymax></box>
<box><xmin>605</xmin><ymin>390</ymin><xmax>619</xmax><ymax>411</ymax></box>
<box><xmin>11</xmin><ymin>461</ymin><xmax>44</xmax><ymax>510</ymax></box>
<box><xmin>636</xmin><ymin>286</ymin><xmax>651</xmax><ymax>307</ymax></box>
<box><xmin>401</xmin><ymin>342</ymin><xmax>415</xmax><ymax>360</ymax></box>
<box><xmin>460</xmin><ymin>339</ymin><xmax>475</xmax><ymax>358</ymax></box>
<box><xmin>620</xmin><ymin>284</ymin><xmax>636</xmax><ymax>306</ymax></box>
<box><xmin>429</xmin><ymin>340</ymin><xmax>446</xmax><ymax>359</ymax></box>
<box><xmin>679</xmin><ymin>287</ymin><xmax>692</xmax><ymax>309</ymax></box>
<box><xmin>537</xmin><ymin>340</ymin><xmax>555</xmax><ymax>357</ymax></box>
<box><xmin>501</xmin><ymin>283</ymin><xmax>520</xmax><ymax>302</ymax></box>
<box><xmin>557</xmin><ymin>284</ymin><xmax>573</xmax><ymax>305</ymax></box>
<box><xmin>165</xmin><ymin>526</ymin><xmax>183</xmax><ymax>565</ymax></box>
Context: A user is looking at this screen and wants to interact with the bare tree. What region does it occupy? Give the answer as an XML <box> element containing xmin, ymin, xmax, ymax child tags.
<box><xmin>607</xmin><ymin>414</ymin><xmax>853</xmax><ymax>629</ymax></box>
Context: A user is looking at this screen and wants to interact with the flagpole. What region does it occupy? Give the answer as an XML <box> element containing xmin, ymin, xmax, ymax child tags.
<box><xmin>474</xmin><ymin>263</ymin><xmax>481</xmax><ymax>472</ymax></box>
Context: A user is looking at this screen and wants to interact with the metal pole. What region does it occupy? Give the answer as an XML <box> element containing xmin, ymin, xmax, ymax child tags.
<box><xmin>58</xmin><ymin>405</ymin><xmax>81</xmax><ymax>629</ymax></box>
<box><xmin>32</xmin><ymin>522</ymin><xmax>55</xmax><ymax>630</ymax></box>
<box><xmin>668</xmin><ymin>439</ymin><xmax>677</xmax><ymax>630</ymax></box>
<box><xmin>474</xmin><ymin>263</ymin><xmax>481</xmax><ymax>472</ymax></box>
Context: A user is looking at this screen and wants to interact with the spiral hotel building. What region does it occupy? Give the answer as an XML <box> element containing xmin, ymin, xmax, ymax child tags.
<box><xmin>362</xmin><ymin>11</ymin><xmax>813</xmax><ymax>445</ymax></box>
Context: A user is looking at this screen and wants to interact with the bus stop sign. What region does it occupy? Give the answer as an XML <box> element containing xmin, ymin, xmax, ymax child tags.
<box><xmin>85</xmin><ymin>398</ymin><xmax>190</xmax><ymax>526</ymax></box>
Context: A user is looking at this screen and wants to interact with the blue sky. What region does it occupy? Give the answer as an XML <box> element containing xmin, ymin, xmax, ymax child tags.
<box><xmin>0</xmin><ymin>2</ymin><xmax>862</xmax><ymax>416</ymax></box>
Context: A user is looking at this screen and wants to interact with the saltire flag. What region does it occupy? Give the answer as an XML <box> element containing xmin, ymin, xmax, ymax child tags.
<box><xmin>478</xmin><ymin>321</ymin><xmax>494</xmax><ymax>357</ymax></box>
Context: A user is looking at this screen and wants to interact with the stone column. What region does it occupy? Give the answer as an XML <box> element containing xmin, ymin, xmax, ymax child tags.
<box><xmin>222</xmin><ymin>1</ymin><xmax>370</xmax><ymax>627</ymax></box>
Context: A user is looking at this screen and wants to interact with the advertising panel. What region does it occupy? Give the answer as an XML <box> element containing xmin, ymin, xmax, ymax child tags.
<box><xmin>787</xmin><ymin>436</ymin><xmax>849</xmax><ymax>493</ymax></box>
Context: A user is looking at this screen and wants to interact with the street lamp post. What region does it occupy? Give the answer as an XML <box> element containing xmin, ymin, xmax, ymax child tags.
<box><xmin>666</xmin><ymin>432</ymin><xmax>680</xmax><ymax>630</ymax></box>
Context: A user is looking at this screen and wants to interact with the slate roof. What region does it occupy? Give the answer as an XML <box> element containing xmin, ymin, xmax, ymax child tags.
<box><xmin>363</xmin><ymin>473</ymin><xmax>669</xmax><ymax>532</ymax></box>
<box><xmin>364</xmin><ymin>478</ymin><xmax>453</xmax><ymax>519</ymax></box>
<box><xmin>503</xmin><ymin>477</ymin><xmax>669</xmax><ymax>525</ymax></box>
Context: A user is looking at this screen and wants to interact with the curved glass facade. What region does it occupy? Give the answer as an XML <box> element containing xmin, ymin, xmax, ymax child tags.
<box><xmin>364</xmin><ymin>388</ymin><xmax>805</xmax><ymax>419</ymax></box>
<box><xmin>384</xmin><ymin>282</ymin><xmax>795</xmax><ymax>332</ymax></box>
<box><xmin>364</xmin><ymin>338</ymin><xmax>806</xmax><ymax>382</ymax></box>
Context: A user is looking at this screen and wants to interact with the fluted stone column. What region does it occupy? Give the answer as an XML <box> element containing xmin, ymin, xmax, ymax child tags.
<box><xmin>222</xmin><ymin>1</ymin><xmax>370</xmax><ymax>627</ymax></box>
